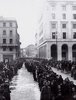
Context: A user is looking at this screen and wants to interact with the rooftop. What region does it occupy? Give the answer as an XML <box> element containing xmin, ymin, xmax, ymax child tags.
<box><xmin>0</xmin><ymin>16</ymin><xmax>17</xmax><ymax>21</ymax></box>
<box><xmin>48</xmin><ymin>0</ymin><xmax>76</xmax><ymax>2</ymax></box>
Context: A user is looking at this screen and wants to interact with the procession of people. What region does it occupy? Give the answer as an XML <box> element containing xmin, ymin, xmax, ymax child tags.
<box><xmin>24</xmin><ymin>58</ymin><xmax>76</xmax><ymax>100</ymax></box>
<box><xmin>0</xmin><ymin>59</ymin><xmax>23</xmax><ymax>100</ymax></box>
<box><xmin>0</xmin><ymin>57</ymin><xmax>76</xmax><ymax>100</ymax></box>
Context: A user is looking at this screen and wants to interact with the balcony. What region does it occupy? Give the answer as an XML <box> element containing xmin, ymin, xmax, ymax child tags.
<box><xmin>0</xmin><ymin>43</ymin><xmax>19</xmax><ymax>47</ymax></box>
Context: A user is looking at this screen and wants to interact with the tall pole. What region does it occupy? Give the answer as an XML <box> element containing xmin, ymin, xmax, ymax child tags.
<box><xmin>56</xmin><ymin>31</ymin><xmax>57</xmax><ymax>60</ymax></box>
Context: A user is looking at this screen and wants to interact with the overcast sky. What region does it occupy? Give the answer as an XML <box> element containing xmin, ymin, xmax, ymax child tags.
<box><xmin>0</xmin><ymin>0</ymin><xmax>45</xmax><ymax>48</ymax></box>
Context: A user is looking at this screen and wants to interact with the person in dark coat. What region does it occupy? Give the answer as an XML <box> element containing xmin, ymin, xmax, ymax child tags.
<box><xmin>40</xmin><ymin>80</ymin><xmax>52</xmax><ymax>100</ymax></box>
<box><xmin>73</xmin><ymin>95</ymin><xmax>76</xmax><ymax>100</ymax></box>
<box><xmin>0</xmin><ymin>94</ymin><xmax>6</xmax><ymax>100</ymax></box>
<box><xmin>72</xmin><ymin>87</ymin><xmax>76</xmax><ymax>100</ymax></box>
<box><xmin>2</xmin><ymin>82</ymin><xmax>11</xmax><ymax>100</ymax></box>
<box><xmin>55</xmin><ymin>93</ymin><xmax>64</xmax><ymax>100</ymax></box>
<box><xmin>0</xmin><ymin>87</ymin><xmax>6</xmax><ymax>100</ymax></box>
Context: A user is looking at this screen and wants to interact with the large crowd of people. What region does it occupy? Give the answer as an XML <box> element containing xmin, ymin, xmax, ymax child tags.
<box><xmin>48</xmin><ymin>60</ymin><xmax>76</xmax><ymax>80</ymax></box>
<box><xmin>24</xmin><ymin>59</ymin><xmax>76</xmax><ymax>100</ymax></box>
<box><xmin>0</xmin><ymin>57</ymin><xmax>76</xmax><ymax>100</ymax></box>
<box><xmin>0</xmin><ymin>59</ymin><xmax>23</xmax><ymax>100</ymax></box>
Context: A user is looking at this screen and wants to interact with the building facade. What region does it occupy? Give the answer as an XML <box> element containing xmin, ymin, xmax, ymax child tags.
<box><xmin>20</xmin><ymin>48</ymin><xmax>27</xmax><ymax>58</ymax></box>
<box><xmin>0</xmin><ymin>17</ymin><xmax>20</xmax><ymax>62</ymax></box>
<box><xmin>25</xmin><ymin>44</ymin><xmax>37</xmax><ymax>58</ymax></box>
<box><xmin>36</xmin><ymin>0</ymin><xmax>76</xmax><ymax>61</ymax></box>
<box><xmin>20</xmin><ymin>45</ymin><xmax>37</xmax><ymax>58</ymax></box>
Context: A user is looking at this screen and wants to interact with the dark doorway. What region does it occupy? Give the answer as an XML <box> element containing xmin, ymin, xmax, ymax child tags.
<box><xmin>72</xmin><ymin>44</ymin><xmax>76</xmax><ymax>61</ymax></box>
<box><xmin>51</xmin><ymin>44</ymin><xmax>57</xmax><ymax>60</ymax></box>
<box><xmin>62</xmin><ymin>44</ymin><xmax>68</xmax><ymax>60</ymax></box>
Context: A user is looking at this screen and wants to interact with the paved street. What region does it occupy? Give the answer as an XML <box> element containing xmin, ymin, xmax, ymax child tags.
<box><xmin>10</xmin><ymin>64</ymin><xmax>76</xmax><ymax>100</ymax></box>
<box><xmin>52</xmin><ymin>67</ymin><xmax>76</xmax><ymax>85</ymax></box>
<box><xmin>10</xmin><ymin>64</ymin><xmax>40</xmax><ymax>100</ymax></box>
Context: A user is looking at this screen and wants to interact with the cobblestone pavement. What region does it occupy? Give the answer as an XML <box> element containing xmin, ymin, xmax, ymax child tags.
<box><xmin>52</xmin><ymin>67</ymin><xmax>76</xmax><ymax>85</ymax></box>
<box><xmin>10</xmin><ymin>64</ymin><xmax>40</xmax><ymax>100</ymax></box>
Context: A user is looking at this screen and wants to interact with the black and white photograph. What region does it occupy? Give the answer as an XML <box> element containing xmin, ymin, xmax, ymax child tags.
<box><xmin>0</xmin><ymin>0</ymin><xmax>76</xmax><ymax>100</ymax></box>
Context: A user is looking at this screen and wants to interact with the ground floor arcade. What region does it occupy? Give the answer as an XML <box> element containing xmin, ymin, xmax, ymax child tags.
<box><xmin>38</xmin><ymin>41</ymin><xmax>76</xmax><ymax>61</ymax></box>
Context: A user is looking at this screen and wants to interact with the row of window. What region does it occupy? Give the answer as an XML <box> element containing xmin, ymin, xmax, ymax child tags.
<box><xmin>3</xmin><ymin>22</ymin><xmax>13</xmax><ymax>27</ymax></box>
<box><xmin>51</xmin><ymin>5</ymin><xmax>76</xmax><ymax>11</ymax></box>
<box><xmin>51</xmin><ymin>13</ymin><xmax>76</xmax><ymax>19</ymax></box>
<box><xmin>3</xmin><ymin>30</ymin><xmax>13</xmax><ymax>36</ymax></box>
<box><xmin>52</xmin><ymin>32</ymin><xmax>76</xmax><ymax>39</ymax></box>
<box><xmin>3</xmin><ymin>47</ymin><xmax>13</xmax><ymax>51</ymax></box>
<box><xmin>51</xmin><ymin>23</ymin><xmax>76</xmax><ymax>29</ymax></box>
<box><xmin>3</xmin><ymin>39</ymin><xmax>13</xmax><ymax>44</ymax></box>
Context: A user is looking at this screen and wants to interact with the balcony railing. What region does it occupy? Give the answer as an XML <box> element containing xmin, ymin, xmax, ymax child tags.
<box><xmin>0</xmin><ymin>43</ymin><xmax>19</xmax><ymax>47</ymax></box>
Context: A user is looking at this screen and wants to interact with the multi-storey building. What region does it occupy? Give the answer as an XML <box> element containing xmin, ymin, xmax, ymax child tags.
<box><xmin>25</xmin><ymin>44</ymin><xmax>37</xmax><ymax>58</ymax></box>
<box><xmin>36</xmin><ymin>0</ymin><xmax>76</xmax><ymax>61</ymax></box>
<box><xmin>20</xmin><ymin>45</ymin><xmax>37</xmax><ymax>58</ymax></box>
<box><xmin>0</xmin><ymin>17</ymin><xmax>20</xmax><ymax>62</ymax></box>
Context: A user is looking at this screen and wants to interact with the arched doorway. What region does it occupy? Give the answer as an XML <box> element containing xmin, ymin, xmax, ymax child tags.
<box><xmin>51</xmin><ymin>44</ymin><xmax>57</xmax><ymax>60</ymax></box>
<box><xmin>62</xmin><ymin>44</ymin><xmax>68</xmax><ymax>60</ymax></box>
<box><xmin>72</xmin><ymin>44</ymin><xmax>76</xmax><ymax>61</ymax></box>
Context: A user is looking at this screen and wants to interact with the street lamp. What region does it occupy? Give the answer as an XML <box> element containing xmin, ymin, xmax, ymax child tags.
<box><xmin>56</xmin><ymin>31</ymin><xmax>58</xmax><ymax>60</ymax></box>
